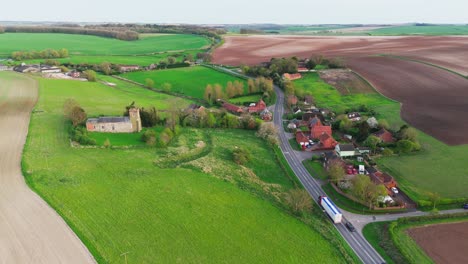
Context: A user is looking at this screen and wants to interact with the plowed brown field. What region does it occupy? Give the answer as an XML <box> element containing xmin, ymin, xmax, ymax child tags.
<box><xmin>408</xmin><ymin>222</ymin><xmax>468</xmax><ymax>264</ymax></box>
<box><xmin>213</xmin><ymin>35</ymin><xmax>468</xmax><ymax>75</ymax></box>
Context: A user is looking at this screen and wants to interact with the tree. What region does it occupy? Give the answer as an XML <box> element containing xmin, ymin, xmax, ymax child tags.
<box><xmin>365</xmin><ymin>184</ymin><xmax>387</xmax><ymax>209</ymax></box>
<box><xmin>306</xmin><ymin>58</ymin><xmax>316</xmax><ymax>70</ymax></box>
<box><xmin>364</xmin><ymin>135</ymin><xmax>381</xmax><ymax>151</ymax></box>
<box><xmin>328</xmin><ymin>161</ymin><xmax>345</xmax><ymax>183</ymax></box>
<box><xmin>83</xmin><ymin>70</ymin><xmax>97</xmax><ymax>82</ymax></box>
<box><xmin>256</xmin><ymin>122</ymin><xmax>279</xmax><ymax>145</ymax></box>
<box><xmin>145</xmin><ymin>78</ymin><xmax>155</xmax><ymax>88</ymax></box>
<box><xmin>167</xmin><ymin>56</ymin><xmax>176</xmax><ymax>64</ymax></box>
<box><xmin>233</xmin><ymin>80</ymin><xmax>244</xmax><ymax>96</ymax></box>
<box><xmin>247</xmin><ymin>79</ymin><xmax>256</xmax><ymax>94</ymax></box>
<box><xmin>185</xmin><ymin>53</ymin><xmax>194</xmax><ymax>62</ymax></box>
<box><xmin>401</xmin><ymin>127</ymin><xmax>418</xmax><ymax>142</ymax></box>
<box><xmin>352</xmin><ymin>174</ymin><xmax>370</xmax><ymax>201</ymax></box>
<box><xmin>339</xmin><ymin>117</ymin><xmax>353</xmax><ymax>132</ymax></box>
<box><xmin>142</xmin><ymin>130</ymin><xmax>157</xmax><ymax>146</ymax></box>
<box><xmin>284</xmin><ymin>189</ymin><xmax>313</xmax><ymax>214</ymax></box>
<box><xmin>287</xmin><ymin>95</ymin><xmax>298</xmax><ymax>107</ymax></box>
<box><xmin>100</xmin><ymin>62</ymin><xmax>112</xmax><ymax>75</ymax></box>
<box><xmin>213</xmin><ymin>84</ymin><xmax>224</xmax><ymax>101</ymax></box>
<box><xmin>427</xmin><ymin>192</ymin><xmax>441</xmax><ymax>210</ymax></box>
<box><xmin>379</xmin><ymin>119</ymin><xmax>390</xmax><ymax>130</ymax></box>
<box><xmin>396</xmin><ymin>140</ymin><xmax>416</xmax><ymax>153</ymax></box>
<box><xmin>204</xmin><ymin>84</ymin><xmax>214</xmax><ymax>105</ymax></box>
<box><xmin>162</xmin><ymin>82</ymin><xmax>171</xmax><ymax>92</ymax></box>
<box><xmin>284</xmin><ymin>81</ymin><xmax>295</xmax><ymax>95</ymax></box>
<box><xmin>103</xmin><ymin>138</ymin><xmax>111</xmax><ymax>148</ymax></box>
<box><xmin>206</xmin><ymin>113</ymin><xmax>216</xmax><ymax>128</ymax></box>
<box><xmin>63</xmin><ymin>98</ymin><xmax>79</xmax><ymax>119</ymax></box>
<box><xmin>232</xmin><ymin>147</ymin><xmax>251</xmax><ymax>165</ymax></box>
<box><xmin>59</xmin><ymin>48</ymin><xmax>69</xmax><ymax>58</ymax></box>
<box><xmin>70</xmin><ymin>106</ymin><xmax>87</xmax><ymax>127</ymax></box>
<box><xmin>226</xmin><ymin>81</ymin><xmax>236</xmax><ymax>98</ymax></box>
<box><xmin>357</xmin><ymin>121</ymin><xmax>370</xmax><ymax>142</ymax></box>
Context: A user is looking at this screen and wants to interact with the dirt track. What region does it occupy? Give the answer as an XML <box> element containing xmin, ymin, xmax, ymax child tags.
<box><xmin>408</xmin><ymin>221</ymin><xmax>468</xmax><ymax>264</ymax></box>
<box><xmin>347</xmin><ymin>56</ymin><xmax>468</xmax><ymax>145</ymax></box>
<box><xmin>213</xmin><ymin>35</ymin><xmax>468</xmax><ymax>75</ymax></box>
<box><xmin>0</xmin><ymin>72</ymin><xmax>95</xmax><ymax>263</ymax></box>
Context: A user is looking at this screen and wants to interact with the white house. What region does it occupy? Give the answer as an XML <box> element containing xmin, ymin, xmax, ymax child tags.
<box><xmin>335</xmin><ymin>144</ymin><xmax>356</xmax><ymax>157</ymax></box>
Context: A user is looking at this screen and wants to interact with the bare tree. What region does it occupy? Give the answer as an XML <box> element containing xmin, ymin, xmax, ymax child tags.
<box><xmin>284</xmin><ymin>189</ymin><xmax>313</xmax><ymax>214</ymax></box>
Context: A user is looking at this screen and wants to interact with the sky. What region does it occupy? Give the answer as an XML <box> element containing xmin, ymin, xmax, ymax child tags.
<box><xmin>1</xmin><ymin>0</ymin><xmax>466</xmax><ymax>24</ymax></box>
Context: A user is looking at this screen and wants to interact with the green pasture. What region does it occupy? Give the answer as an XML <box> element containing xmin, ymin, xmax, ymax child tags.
<box><xmin>228</xmin><ymin>93</ymin><xmax>263</xmax><ymax>105</ymax></box>
<box><xmin>370</xmin><ymin>25</ymin><xmax>468</xmax><ymax>35</ymax></box>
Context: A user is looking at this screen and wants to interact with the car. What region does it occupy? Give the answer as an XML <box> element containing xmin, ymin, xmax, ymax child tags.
<box><xmin>345</xmin><ymin>222</ymin><xmax>356</xmax><ymax>232</ymax></box>
<box><xmin>463</xmin><ymin>204</ymin><xmax>468</xmax><ymax>209</ymax></box>
<box><xmin>391</xmin><ymin>187</ymin><xmax>399</xmax><ymax>194</ymax></box>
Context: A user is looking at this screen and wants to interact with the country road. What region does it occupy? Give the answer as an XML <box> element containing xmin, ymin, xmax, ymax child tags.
<box><xmin>0</xmin><ymin>72</ymin><xmax>95</xmax><ymax>264</ymax></box>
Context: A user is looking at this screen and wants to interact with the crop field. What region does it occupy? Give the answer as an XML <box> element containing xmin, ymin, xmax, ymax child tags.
<box><xmin>121</xmin><ymin>66</ymin><xmax>248</xmax><ymax>99</ymax></box>
<box><xmin>0</xmin><ymin>33</ymin><xmax>210</xmax><ymax>56</ymax></box>
<box><xmin>370</xmin><ymin>25</ymin><xmax>468</xmax><ymax>35</ymax></box>
<box><xmin>20</xmin><ymin>76</ymin><xmax>356</xmax><ymax>263</ymax></box>
<box><xmin>293</xmin><ymin>72</ymin><xmax>468</xmax><ymax>201</ymax></box>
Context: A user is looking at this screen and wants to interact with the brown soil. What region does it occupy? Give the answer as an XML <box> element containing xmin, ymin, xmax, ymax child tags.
<box><xmin>347</xmin><ymin>56</ymin><xmax>468</xmax><ymax>145</ymax></box>
<box><xmin>318</xmin><ymin>69</ymin><xmax>375</xmax><ymax>95</ymax></box>
<box><xmin>0</xmin><ymin>72</ymin><xmax>95</xmax><ymax>263</ymax></box>
<box><xmin>408</xmin><ymin>221</ymin><xmax>468</xmax><ymax>264</ymax></box>
<box><xmin>213</xmin><ymin>35</ymin><xmax>468</xmax><ymax>75</ymax></box>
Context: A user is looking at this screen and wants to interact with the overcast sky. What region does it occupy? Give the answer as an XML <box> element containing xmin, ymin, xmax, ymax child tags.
<box><xmin>1</xmin><ymin>0</ymin><xmax>466</xmax><ymax>24</ymax></box>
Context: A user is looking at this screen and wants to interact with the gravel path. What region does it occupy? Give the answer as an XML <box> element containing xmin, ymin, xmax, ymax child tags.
<box><xmin>0</xmin><ymin>72</ymin><xmax>95</xmax><ymax>264</ymax></box>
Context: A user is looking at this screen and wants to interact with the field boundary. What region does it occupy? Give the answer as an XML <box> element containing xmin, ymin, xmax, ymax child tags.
<box><xmin>347</xmin><ymin>68</ymin><xmax>401</xmax><ymax>104</ymax></box>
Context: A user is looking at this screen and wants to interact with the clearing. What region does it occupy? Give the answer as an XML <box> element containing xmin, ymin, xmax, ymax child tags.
<box><xmin>318</xmin><ymin>69</ymin><xmax>376</xmax><ymax>95</ymax></box>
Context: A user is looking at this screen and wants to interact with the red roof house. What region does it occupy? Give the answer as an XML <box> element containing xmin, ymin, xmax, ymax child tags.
<box><xmin>318</xmin><ymin>133</ymin><xmax>338</xmax><ymax>149</ymax></box>
<box><xmin>373</xmin><ymin>128</ymin><xmax>395</xmax><ymax>143</ymax></box>
<box><xmin>222</xmin><ymin>102</ymin><xmax>244</xmax><ymax>114</ymax></box>
<box><xmin>248</xmin><ymin>99</ymin><xmax>267</xmax><ymax>113</ymax></box>
<box><xmin>369</xmin><ymin>171</ymin><xmax>397</xmax><ymax>189</ymax></box>
<box><xmin>309</xmin><ymin>117</ymin><xmax>332</xmax><ymax>139</ymax></box>
<box><xmin>295</xmin><ymin>130</ymin><xmax>310</xmax><ymax>148</ymax></box>
<box><xmin>282</xmin><ymin>73</ymin><xmax>302</xmax><ymax>81</ymax></box>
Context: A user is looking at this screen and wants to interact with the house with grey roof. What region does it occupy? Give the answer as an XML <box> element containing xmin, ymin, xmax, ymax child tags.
<box><xmin>86</xmin><ymin>108</ymin><xmax>142</xmax><ymax>133</ymax></box>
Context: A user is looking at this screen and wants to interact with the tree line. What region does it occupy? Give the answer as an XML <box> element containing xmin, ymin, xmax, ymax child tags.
<box><xmin>11</xmin><ymin>48</ymin><xmax>69</xmax><ymax>61</ymax></box>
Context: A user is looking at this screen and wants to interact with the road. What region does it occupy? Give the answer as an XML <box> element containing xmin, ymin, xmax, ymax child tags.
<box><xmin>0</xmin><ymin>72</ymin><xmax>96</xmax><ymax>263</ymax></box>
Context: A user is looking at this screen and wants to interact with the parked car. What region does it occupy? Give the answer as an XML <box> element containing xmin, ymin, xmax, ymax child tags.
<box><xmin>345</xmin><ymin>222</ymin><xmax>356</xmax><ymax>232</ymax></box>
<box><xmin>463</xmin><ymin>204</ymin><xmax>468</xmax><ymax>209</ymax></box>
<box><xmin>391</xmin><ymin>187</ymin><xmax>399</xmax><ymax>194</ymax></box>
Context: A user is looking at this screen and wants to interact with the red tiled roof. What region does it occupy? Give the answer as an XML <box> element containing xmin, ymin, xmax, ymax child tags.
<box><xmin>222</xmin><ymin>102</ymin><xmax>244</xmax><ymax>113</ymax></box>
<box><xmin>373</xmin><ymin>128</ymin><xmax>394</xmax><ymax>143</ymax></box>
<box><xmin>283</xmin><ymin>73</ymin><xmax>302</xmax><ymax>81</ymax></box>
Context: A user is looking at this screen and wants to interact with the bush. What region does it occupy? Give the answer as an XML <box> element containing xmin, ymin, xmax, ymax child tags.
<box><xmin>141</xmin><ymin>130</ymin><xmax>156</xmax><ymax>146</ymax></box>
<box><xmin>232</xmin><ymin>147</ymin><xmax>251</xmax><ymax>165</ymax></box>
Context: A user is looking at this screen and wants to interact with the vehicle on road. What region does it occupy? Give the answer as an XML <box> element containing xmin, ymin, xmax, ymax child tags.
<box><xmin>345</xmin><ymin>222</ymin><xmax>356</xmax><ymax>232</ymax></box>
<box><xmin>318</xmin><ymin>196</ymin><xmax>343</xmax><ymax>224</ymax></box>
<box><xmin>463</xmin><ymin>203</ymin><xmax>468</xmax><ymax>209</ymax></box>
<box><xmin>391</xmin><ymin>187</ymin><xmax>399</xmax><ymax>194</ymax></box>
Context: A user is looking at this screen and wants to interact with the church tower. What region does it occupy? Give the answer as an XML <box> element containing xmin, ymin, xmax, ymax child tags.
<box><xmin>128</xmin><ymin>108</ymin><xmax>142</xmax><ymax>132</ymax></box>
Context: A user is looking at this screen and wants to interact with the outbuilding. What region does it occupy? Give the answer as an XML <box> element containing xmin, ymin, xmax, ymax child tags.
<box><xmin>335</xmin><ymin>144</ymin><xmax>356</xmax><ymax>157</ymax></box>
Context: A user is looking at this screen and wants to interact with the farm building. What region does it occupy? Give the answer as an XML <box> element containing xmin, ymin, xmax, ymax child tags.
<box><xmin>282</xmin><ymin>73</ymin><xmax>302</xmax><ymax>81</ymax></box>
<box><xmin>0</xmin><ymin>64</ymin><xmax>8</xmax><ymax>71</ymax></box>
<box><xmin>86</xmin><ymin>108</ymin><xmax>142</xmax><ymax>133</ymax></box>
<box><xmin>41</xmin><ymin>65</ymin><xmax>62</xmax><ymax>73</ymax></box>
<box><xmin>222</xmin><ymin>102</ymin><xmax>244</xmax><ymax>114</ymax></box>
<box><xmin>118</xmin><ymin>65</ymin><xmax>140</xmax><ymax>73</ymax></box>
<box><xmin>297</xmin><ymin>67</ymin><xmax>310</xmax><ymax>73</ymax></box>
<box><xmin>67</xmin><ymin>70</ymin><xmax>81</xmax><ymax>78</ymax></box>
<box><xmin>335</xmin><ymin>144</ymin><xmax>356</xmax><ymax>157</ymax></box>
<box><xmin>260</xmin><ymin>109</ymin><xmax>272</xmax><ymax>121</ymax></box>
<box><xmin>373</xmin><ymin>128</ymin><xmax>395</xmax><ymax>143</ymax></box>
<box><xmin>368</xmin><ymin>169</ymin><xmax>397</xmax><ymax>189</ymax></box>
<box><xmin>248</xmin><ymin>99</ymin><xmax>267</xmax><ymax>113</ymax></box>
<box><xmin>309</xmin><ymin>117</ymin><xmax>332</xmax><ymax>139</ymax></box>
<box><xmin>14</xmin><ymin>64</ymin><xmax>40</xmax><ymax>73</ymax></box>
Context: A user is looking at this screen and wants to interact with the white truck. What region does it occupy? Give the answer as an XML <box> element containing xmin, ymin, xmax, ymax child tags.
<box><xmin>319</xmin><ymin>196</ymin><xmax>343</xmax><ymax>224</ymax></box>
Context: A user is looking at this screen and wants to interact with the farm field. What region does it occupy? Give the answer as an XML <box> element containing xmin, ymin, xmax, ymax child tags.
<box><xmin>212</xmin><ymin>35</ymin><xmax>468</xmax><ymax>75</ymax></box>
<box><xmin>318</xmin><ymin>69</ymin><xmax>376</xmax><ymax>95</ymax></box>
<box><xmin>21</xmin><ymin>76</ymin><xmax>356</xmax><ymax>263</ymax></box>
<box><xmin>0</xmin><ymin>33</ymin><xmax>210</xmax><ymax>56</ymax></box>
<box><xmin>369</xmin><ymin>25</ymin><xmax>468</xmax><ymax>35</ymax></box>
<box><xmin>293</xmin><ymin>71</ymin><xmax>468</xmax><ymax>201</ymax></box>
<box><xmin>121</xmin><ymin>66</ymin><xmax>248</xmax><ymax>99</ymax></box>
<box><xmin>228</xmin><ymin>93</ymin><xmax>263</xmax><ymax>105</ymax></box>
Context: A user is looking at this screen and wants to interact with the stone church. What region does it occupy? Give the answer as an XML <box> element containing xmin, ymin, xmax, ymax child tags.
<box><xmin>86</xmin><ymin>108</ymin><xmax>142</xmax><ymax>133</ymax></box>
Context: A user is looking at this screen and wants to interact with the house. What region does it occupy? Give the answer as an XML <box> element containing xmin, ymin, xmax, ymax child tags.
<box><xmin>356</xmin><ymin>147</ymin><xmax>371</xmax><ymax>155</ymax></box>
<box><xmin>282</xmin><ymin>73</ymin><xmax>302</xmax><ymax>81</ymax></box>
<box><xmin>295</xmin><ymin>130</ymin><xmax>310</xmax><ymax>148</ymax></box>
<box><xmin>335</xmin><ymin>144</ymin><xmax>356</xmax><ymax>157</ymax></box>
<box><xmin>347</xmin><ymin>112</ymin><xmax>361</xmax><ymax>122</ymax></box>
<box><xmin>373</xmin><ymin>128</ymin><xmax>395</xmax><ymax>143</ymax></box>
<box><xmin>14</xmin><ymin>64</ymin><xmax>40</xmax><ymax>73</ymax></box>
<box><xmin>260</xmin><ymin>109</ymin><xmax>272</xmax><ymax>121</ymax></box>
<box><xmin>317</xmin><ymin>132</ymin><xmax>338</xmax><ymax>150</ymax></box>
<box><xmin>322</xmin><ymin>151</ymin><xmax>345</xmax><ymax>169</ymax></box>
<box><xmin>185</xmin><ymin>104</ymin><xmax>205</xmax><ymax>113</ymax></box>
<box><xmin>86</xmin><ymin>108</ymin><xmax>142</xmax><ymax>133</ymax></box>
<box><xmin>302</xmin><ymin>111</ymin><xmax>324</xmax><ymax>123</ymax></box>
<box><xmin>297</xmin><ymin>67</ymin><xmax>309</xmax><ymax>73</ymax></box>
<box><xmin>309</xmin><ymin>116</ymin><xmax>332</xmax><ymax>139</ymax></box>
<box><xmin>118</xmin><ymin>65</ymin><xmax>140</xmax><ymax>73</ymax></box>
<box><xmin>41</xmin><ymin>65</ymin><xmax>62</xmax><ymax>73</ymax></box>
<box><xmin>68</xmin><ymin>70</ymin><xmax>81</xmax><ymax>78</ymax></box>
<box><xmin>248</xmin><ymin>99</ymin><xmax>267</xmax><ymax>113</ymax></box>
<box><xmin>369</xmin><ymin>171</ymin><xmax>397</xmax><ymax>189</ymax></box>
<box><xmin>0</xmin><ymin>64</ymin><xmax>8</xmax><ymax>71</ymax></box>
<box><xmin>222</xmin><ymin>102</ymin><xmax>244</xmax><ymax>114</ymax></box>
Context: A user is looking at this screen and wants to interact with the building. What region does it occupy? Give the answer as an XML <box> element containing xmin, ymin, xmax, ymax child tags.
<box><xmin>68</xmin><ymin>70</ymin><xmax>81</xmax><ymax>78</ymax></box>
<box><xmin>322</xmin><ymin>151</ymin><xmax>345</xmax><ymax>169</ymax></box>
<box><xmin>248</xmin><ymin>99</ymin><xmax>267</xmax><ymax>113</ymax></box>
<box><xmin>282</xmin><ymin>73</ymin><xmax>302</xmax><ymax>81</ymax></box>
<box><xmin>40</xmin><ymin>65</ymin><xmax>62</xmax><ymax>73</ymax></box>
<box><xmin>297</xmin><ymin>67</ymin><xmax>309</xmax><ymax>73</ymax></box>
<box><xmin>317</xmin><ymin>133</ymin><xmax>338</xmax><ymax>150</ymax></box>
<box><xmin>222</xmin><ymin>102</ymin><xmax>244</xmax><ymax>114</ymax></box>
<box><xmin>347</xmin><ymin>112</ymin><xmax>361</xmax><ymax>122</ymax></box>
<box><xmin>86</xmin><ymin>108</ymin><xmax>142</xmax><ymax>133</ymax></box>
<box><xmin>335</xmin><ymin>144</ymin><xmax>356</xmax><ymax>157</ymax></box>
<box><xmin>118</xmin><ymin>65</ymin><xmax>140</xmax><ymax>73</ymax></box>
<box><xmin>309</xmin><ymin>116</ymin><xmax>332</xmax><ymax>139</ymax></box>
<box><xmin>0</xmin><ymin>64</ymin><xmax>8</xmax><ymax>71</ymax></box>
<box><xmin>295</xmin><ymin>130</ymin><xmax>310</xmax><ymax>148</ymax></box>
<box><xmin>260</xmin><ymin>109</ymin><xmax>272</xmax><ymax>121</ymax></box>
<box><xmin>14</xmin><ymin>64</ymin><xmax>40</xmax><ymax>73</ymax></box>
<box><xmin>373</xmin><ymin>128</ymin><xmax>395</xmax><ymax>143</ymax></box>
<box><xmin>369</xmin><ymin>170</ymin><xmax>397</xmax><ymax>189</ymax></box>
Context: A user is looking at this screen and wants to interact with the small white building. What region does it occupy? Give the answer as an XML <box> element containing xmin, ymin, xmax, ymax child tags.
<box><xmin>335</xmin><ymin>144</ymin><xmax>356</xmax><ymax>157</ymax></box>
<box><xmin>0</xmin><ymin>64</ymin><xmax>8</xmax><ymax>71</ymax></box>
<box><xmin>41</xmin><ymin>66</ymin><xmax>62</xmax><ymax>73</ymax></box>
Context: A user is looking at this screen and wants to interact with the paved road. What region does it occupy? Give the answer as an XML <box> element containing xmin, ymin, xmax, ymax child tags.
<box><xmin>0</xmin><ymin>72</ymin><xmax>95</xmax><ymax>263</ymax></box>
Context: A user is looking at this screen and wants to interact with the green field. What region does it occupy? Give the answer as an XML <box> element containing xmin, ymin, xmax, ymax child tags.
<box><xmin>228</xmin><ymin>93</ymin><xmax>263</xmax><ymax>104</ymax></box>
<box><xmin>370</xmin><ymin>25</ymin><xmax>468</xmax><ymax>35</ymax></box>
<box><xmin>122</xmin><ymin>66</ymin><xmax>248</xmax><ymax>99</ymax></box>
<box><xmin>0</xmin><ymin>33</ymin><xmax>210</xmax><ymax>56</ymax></box>
<box><xmin>16</xmin><ymin>72</ymin><xmax>356</xmax><ymax>263</ymax></box>
<box><xmin>294</xmin><ymin>72</ymin><xmax>468</xmax><ymax>202</ymax></box>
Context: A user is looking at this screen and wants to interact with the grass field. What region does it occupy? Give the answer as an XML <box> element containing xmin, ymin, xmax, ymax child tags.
<box><xmin>293</xmin><ymin>72</ymin><xmax>468</xmax><ymax>202</ymax></box>
<box><xmin>18</xmin><ymin>74</ymin><xmax>356</xmax><ymax>263</ymax></box>
<box><xmin>122</xmin><ymin>66</ymin><xmax>248</xmax><ymax>99</ymax></box>
<box><xmin>370</xmin><ymin>25</ymin><xmax>468</xmax><ymax>35</ymax></box>
<box><xmin>0</xmin><ymin>33</ymin><xmax>210</xmax><ymax>56</ymax></box>
<box><xmin>228</xmin><ymin>93</ymin><xmax>263</xmax><ymax>105</ymax></box>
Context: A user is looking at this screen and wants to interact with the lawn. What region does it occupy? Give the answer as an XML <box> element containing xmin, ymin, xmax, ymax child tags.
<box><xmin>228</xmin><ymin>93</ymin><xmax>263</xmax><ymax>105</ymax></box>
<box><xmin>121</xmin><ymin>66</ymin><xmax>248</xmax><ymax>100</ymax></box>
<box><xmin>294</xmin><ymin>72</ymin><xmax>468</xmax><ymax>202</ymax></box>
<box><xmin>18</xmin><ymin>73</ymin><xmax>356</xmax><ymax>263</ymax></box>
<box><xmin>370</xmin><ymin>25</ymin><xmax>468</xmax><ymax>35</ymax></box>
<box><xmin>0</xmin><ymin>33</ymin><xmax>210</xmax><ymax>57</ymax></box>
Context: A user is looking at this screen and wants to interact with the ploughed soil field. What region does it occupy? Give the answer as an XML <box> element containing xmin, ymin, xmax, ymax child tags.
<box><xmin>347</xmin><ymin>56</ymin><xmax>468</xmax><ymax>145</ymax></box>
<box><xmin>213</xmin><ymin>35</ymin><xmax>468</xmax><ymax>75</ymax></box>
<box><xmin>408</xmin><ymin>222</ymin><xmax>468</xmax><ymax>264</ymax></box>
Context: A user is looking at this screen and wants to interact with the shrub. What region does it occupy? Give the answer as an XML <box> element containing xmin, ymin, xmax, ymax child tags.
<box><xmin>232</xmin><ymin>147</ymin><xmax>251</xmax><ymax>165</ymax></box>
<box><xmin>141</xmin><ymin>130</ymin><xmax>156</xmax><ymax>146</ymax></box>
